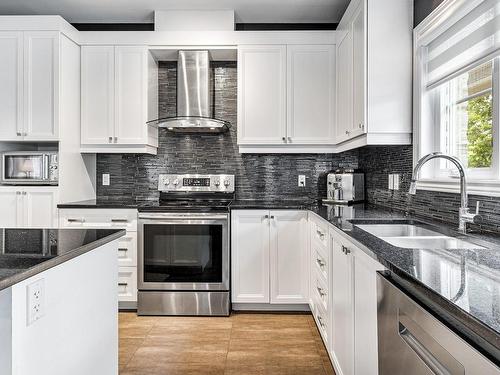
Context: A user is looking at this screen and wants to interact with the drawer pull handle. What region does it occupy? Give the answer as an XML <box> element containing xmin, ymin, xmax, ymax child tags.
<box><xmin>118</xmin><ymin>248</ymin><xmax>128</xmax><ymax>252</ymax></box>
<box><xmin>111</xmin><ymin>219</ymin><xmax>129</xmax><ymax>223</ymax></box>
<box><xmin>264</xmin><ymin>215</ymin><xmax>269</xmax><ymax>219</ymax></box>
<box><xmin>316</xmin><ymin>230</ymin><xmax>325</xmax><ymax>239</ymax></box>
<box><xmin>118</xmin><ymin>282</ymin><xmax>128</xmax><ymax>286</ymax></box>
<box><xmin>68</xmin><ymin>218</ymin><xmax>85</xmax><ymax>223</ymax></box>
<box><xmin>317</xmin><ymin>286</ymin><xmax>326</xmax><ymax>297</ymax></box>
<box><xmin>342</xmin><ymin>245</ymin><xmax>351</xmax><ymax>255</ymax></box>
<box><xmin>316</xmin><ymin>258</ymin><xmax>326</xmax><ymax>268</ymax></box>
<box><xmin>317</xmin><ymin>315</ymin><xmax>325</xmax><ymax>328</ymax></box>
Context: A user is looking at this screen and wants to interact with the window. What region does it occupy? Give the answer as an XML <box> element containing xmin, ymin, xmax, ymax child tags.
<box><xmin>414</xmin><ymin>0</ymin><xmax>500</xmax><ymax>193</ymax></box>
<box><xmin>433</xmin><ymin>59</ymin><xmax>498</xmax><ymax>179</ymax></box>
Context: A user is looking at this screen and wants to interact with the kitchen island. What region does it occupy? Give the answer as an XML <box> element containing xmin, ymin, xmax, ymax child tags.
<box><xmin>0</xmin><ymin>228</ymin><xmax>125</xmax><ymax>375</ymax></box>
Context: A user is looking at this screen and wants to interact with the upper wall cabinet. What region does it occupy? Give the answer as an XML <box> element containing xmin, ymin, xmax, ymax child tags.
<box><xmin>335</xmin><ymin>0</ymin><xmax>413</xmax><ymax>151</ymax></box>
<box><xmin>238</xmin><ymin>44</ymin><xmax>336</xmax><ymax>153</ymax></box>
<box><xmin>80</xmin><ymin>45</ymin><xmax>158</xmax><ymax>154</ymax></box>
<box><xmin>0</xmin><ymin>31</ymin><xmax>59</xmax><ymax>141</ymax></box>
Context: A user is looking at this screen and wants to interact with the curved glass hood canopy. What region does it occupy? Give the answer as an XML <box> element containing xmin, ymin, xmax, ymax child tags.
<box><xmin>148</xmin><ymin>50</ymin><xmax>231</xmax><ymax>134</ymax></box>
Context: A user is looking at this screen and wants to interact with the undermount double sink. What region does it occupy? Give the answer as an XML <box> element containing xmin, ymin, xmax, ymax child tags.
<box><xmin>355</xmin><ymin>223</ymin><xmax>486</xmax><ymax>250</ymax></box>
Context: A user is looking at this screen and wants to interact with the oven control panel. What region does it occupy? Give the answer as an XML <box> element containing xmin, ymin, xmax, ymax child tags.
<box><xmin>158</xmin><ymin>174</ymin><xmax>235</xmax><ymax>192</ymax></box>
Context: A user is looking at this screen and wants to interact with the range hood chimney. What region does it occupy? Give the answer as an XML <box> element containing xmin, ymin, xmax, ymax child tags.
<box><xmin>148</xmin><ymin>50</ymin><xmax>231</xmax><ymax>134</ymax></box>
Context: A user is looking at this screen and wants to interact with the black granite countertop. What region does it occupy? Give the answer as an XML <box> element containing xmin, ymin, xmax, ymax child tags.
<box><xmin>0</xmin><ymin>228</ymin><xmax>125</xmax><ymax>291</ymax></box>
<box><xmin>310</xmin><ymin>203</ymin><xmax>500</xmax><ymax>365</ymax></box>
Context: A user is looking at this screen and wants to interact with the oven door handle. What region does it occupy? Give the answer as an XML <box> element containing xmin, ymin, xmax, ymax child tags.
<box><xmin>138</xmin><ymin>213</ymin><xmax>229</xmax><ymax>220</ymax></box>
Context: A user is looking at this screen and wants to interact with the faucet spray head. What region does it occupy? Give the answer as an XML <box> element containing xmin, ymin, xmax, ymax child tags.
<box><xmin>408</xmin><ymin>180</ymin><xmax>417</xmax><ymax>195</ymax></box>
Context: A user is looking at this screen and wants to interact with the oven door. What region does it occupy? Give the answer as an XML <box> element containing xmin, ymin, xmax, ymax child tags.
<box><xmin>138</xmin><ymin>213</ymin><xmax>229</xmax><ymax>291</ymax></box>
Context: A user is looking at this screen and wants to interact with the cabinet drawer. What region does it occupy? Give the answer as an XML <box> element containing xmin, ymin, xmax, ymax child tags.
<box><xmin>312</xmin><ymin>269</ymin><xmax>328</xmax><ymax>312</ymax></box>
<box><xmin>118</xmin><ymin>266</ymin><xmax>137</xmax><ymax>302</ymax></box>
<box><xmin>59</xmin><ymin>209</ymin><xmax>138</xmax><ymax>231</ymax></box>
<box><xmin>311</xmin><ymin>245</ymin><xmax>328</xmax><ymax>282</ymax></box>
<box><xmin>117</xmin><ymin>232</ymin><xmax>137</xmax><ymax>267</ymax></box>
<box><xmin>313</xmin><ymin>298</ymin><xmax>329</xmax><ymax>346</ymax></box>
<box><xmin>310</xmin><ymin>215</ymin><xmax>328</xmax><ymax>249</ymax></box>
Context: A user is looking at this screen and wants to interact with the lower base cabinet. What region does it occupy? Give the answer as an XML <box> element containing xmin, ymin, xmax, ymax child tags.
<box><xmin>59</xmin><ymin>208</ymin><xmax>138</xmax><ymax>308</ymax></box>
<box><xmin>231</xmin><ymin>210</ymin><xmax>309</xmax><ymax>306</ymax></box>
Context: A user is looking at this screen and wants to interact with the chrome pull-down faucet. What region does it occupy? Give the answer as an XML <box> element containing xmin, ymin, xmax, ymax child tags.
<box><xmin>408</xmin><ymin>152</ymin><xmax>480</xmax><ymax>234</ymax></box>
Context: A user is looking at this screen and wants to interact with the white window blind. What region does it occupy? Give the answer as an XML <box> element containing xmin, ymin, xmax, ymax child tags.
<box><xmin>425</xmin><ymin>0</ymin><xmax>500</xmax><ymax>89</ymax></box>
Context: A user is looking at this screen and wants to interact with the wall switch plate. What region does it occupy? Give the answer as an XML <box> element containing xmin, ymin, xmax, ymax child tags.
<box><xmin>27</xmin><ymin>279</ymin><xmax>44</xmax><ymax>326</ymax></box>
<box><xmin>298</xmin><ymin>175</ymin><xmax>306</xmax><ymax>187</ymax></box>
<box><xmin>388</xmin><ymin>174</ymin><xmax>394</xmax><ymax>190</ymax></box>
<box><xmin>393</xmin><ymin>174</ymin><xmax>400</xmax><ymax>190</ymax></box>
<box><xmin>102</xmin><ymin>174</ymin><xmax>110</xmax><ymax>186</ymax></box>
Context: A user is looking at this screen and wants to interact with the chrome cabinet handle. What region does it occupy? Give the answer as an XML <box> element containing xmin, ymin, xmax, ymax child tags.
<box><xmin>317</xmin><ymin>286</ymin><xmax>326</xmax><ymax>297</ymax></box>
<box><xmin>108</xmin><ymin>136</ymin><xmax>112</xmax><ymax>143</ymax></box>
<box><xmin>270</xmin><ymin>215</ymin><xmax>275</xmax><ymax>219</ymax></box>
<box><xmin>264</xmin><ymin>215</ymin><xmax>269</xmax><ymax>219</ymax></box>
<box><xmin>22</xmin><ymin>191</ymin><xmax>26</xmax><ymax>195</ymax></box>
<box><xmin>67</xmin><ymin>218</ymin><xmax>85</xmax><ymax>223</ymax></box>
<box><xmin>114</xmin><ymin>136</ymin><xmax>118</xmax><ymax>142</ymax></box>
<box><xmin>316</xmin><ymin>258</ymin><xmax>326</xmax><ymax>268</ymax></box>
<box><xmin>345</xmin><ymin>130</ymin><xmax>350</xmax><ymax>135</ymax></box>
<box><xmin>16</xmin><ymin>191</ymin><xmax>21</xmax><ymax>195</ymax></box>
<box><xmin>341</xmin><ymin>245</ymin><xmax>350</xmax><ymax>255</ymax></box>
<box><xmin>317</xmin><ymin>315</ymin><xmax>325</xmax><ymax>328</ymax></box>
<box><xmin>118</xmin><ymin>282</ymin><xmax>128</xmax><ymax>286</ymax></box>
<box><xmin>287</xmin><ymin>137</ymin><xmax>292</xmax><ymax>143</ymax></box>
<box><xmin>358</xmin><ymin>123</ymin><xmax>363</xmax><ymax>129</ymax></box>
<box><xmin>118</xmin><ymin>248</ymin><xmax>128</xmax><ymax>252</ymax></box>
<box><xmin>16</xmin><ymin>132</ymin><xmax>22</xmax><ymax>136</ymax></box>
<box><xmin>111</xmin><ymin>219</ymin><xmax>129</xmax><ymax>223</ymax></box>
<box><xmin>282</xmin><ymin>136</ymin><xmax>286</xmax><ymax>143</ymax></box>
<box><xmin>316</xmin><ymin>229</ymin><xmax>325</xmax><ymax>239</ymax></box>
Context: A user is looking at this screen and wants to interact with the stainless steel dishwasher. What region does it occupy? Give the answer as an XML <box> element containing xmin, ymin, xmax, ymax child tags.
<box><xmin>377</xmin><ymin>273</ymin><xmax>500</xmax><ymax>374</ymax></box>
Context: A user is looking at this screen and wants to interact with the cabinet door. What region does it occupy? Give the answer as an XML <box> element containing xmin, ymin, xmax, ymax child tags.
<box><xmin>238</xmin><ymin>46</ymin><xmax>287</xmax><ymax>144</ymax></box>
<box><xmin>0</xmin><ymin>32</ymin><xmax>23</xmax><ymax>141</ymax></box>
<box><xmin>354</xmin><ymin>248</ymin><xmax>384</xmax><ymax>375</ymax></box>
<box><xmin>23</xmin><ymin>32</ymin><xmax>59</xmax><ymax>140</ymax></box>
<box><xmin>351</xmin><ymin>2</ymin><xmax>367</xmax><ymax>138</ymax></box>
<box><xmin>287</xmin><ymin>45</ymin><xmax>336</xmax><ymax>144</ymax></box>
<box><xmin>331</xmin><ymin>236</ymin><xmax>354</xmax><ymax>375</ymax></box>
<box><xmin>336</xmin><ymin>31</ymin><xmax>353</xmax><ymax>143</ymax></box>
<box><xmin>24</xmin><ymin>188</ymin><xmax>58</xmax><ymax>228</ymax></box>
<box><xmin>0</xmin><ymin>189</ymin><xmax>23</xmax><ymax>227</ymax></box>
<box><xmin>114</xmin><ymin>46</ymin><xmax>148</xmax><ymax>144</ymax></box>
<box><xmin>231</xmin><ymin>210</ymin><xmax>270</xmax><ymax>303</ymax></box>
<box><xmin>81</xmin><ymin>46</ymin><xmax>115</xmax><ymax>145</ymax></box>
<box><xmin>270</xmin><ymin>210</ymin><xmax>309</xmax><ymax>303</ymax></box>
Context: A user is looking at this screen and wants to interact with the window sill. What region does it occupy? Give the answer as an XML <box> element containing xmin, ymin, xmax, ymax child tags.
<box><xmin>416</xmin><ymin>178</ymin><xmax>500</xmax><ymax>197</ymax></box>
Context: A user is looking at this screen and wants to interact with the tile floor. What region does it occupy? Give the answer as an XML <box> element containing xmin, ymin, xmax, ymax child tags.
<box><xmin>119</xmin><ymin>312</ymin><xmax>336</xmax><ymax>375</ymax></box>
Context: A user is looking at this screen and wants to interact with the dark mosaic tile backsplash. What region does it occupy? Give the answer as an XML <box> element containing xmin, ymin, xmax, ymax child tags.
<box><xmin>96</xmin><ymin>61</ymin><xmax>500</xmax><ymax>232</ymax></box>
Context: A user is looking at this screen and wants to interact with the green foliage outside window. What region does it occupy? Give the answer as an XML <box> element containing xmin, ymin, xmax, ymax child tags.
<box><xmin>467</xmin><ymin>93</ymin><xmax>493</xmax><ymax>168</ymax></box>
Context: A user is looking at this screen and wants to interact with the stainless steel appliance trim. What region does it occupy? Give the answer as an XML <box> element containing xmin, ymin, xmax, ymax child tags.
<box><xmin>138</xmin><ymin>213</ymin><xmax>230</xmax><ymax>291</ymax></box>
<box><xmin>1</xmin><ymin>151</ymin><xmax>59</xmax><ymax>185</ymax></box>
<box><xmin>158</xmin><ymin>173</ymin><xmax>235</xmax><ymax>193</ymax></box>
<box><xmin>138</xmin><ymin>212</ymin><xmax>229</xmax><ymax>220</ymax></box>
<box><xmin>377</xmin><ymin>273</ymin><xmax>499</xmax><ymax>374</ymax></box>
<box><xmin>138</xmin><ymin>290</ymin><xmax>230</xmax><ymax>316</ymax></box>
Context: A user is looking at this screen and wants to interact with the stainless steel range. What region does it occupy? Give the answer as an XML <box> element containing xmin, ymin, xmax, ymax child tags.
<box><xmin>137</xmin><ymin>174</ymin><xmax>234</xmax><ymax>316</ymax></box>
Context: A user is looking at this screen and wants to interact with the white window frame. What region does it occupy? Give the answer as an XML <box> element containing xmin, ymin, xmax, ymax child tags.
<box><xmin>414</xmin><ymin>0</ymin><xmax>500</xmax><ymax>196</ymax></box>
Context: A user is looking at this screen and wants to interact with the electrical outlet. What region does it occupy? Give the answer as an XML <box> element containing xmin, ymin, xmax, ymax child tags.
<box><xmin>393</xmin><ymin>174</ymin><xmax>400</xmax><ymax>190</ymax></box>
<box><xmin>388</xmin><ymin>174</ymin><xmax>394</xmax><ymax>190</ymax></box>
<box><xmin>27</xmin><ymin>279</ymin><xmax>44</xmax><ymax>326</ymax></box>
<box><xmin>298</xmin><ymin>175</ymin><xmax>306</xmax><ymax>187</ymax></box>
<box><xmin>102</xmin><ymin>174</ymin><xmax>110</xmax><ymax>186</ymax></box>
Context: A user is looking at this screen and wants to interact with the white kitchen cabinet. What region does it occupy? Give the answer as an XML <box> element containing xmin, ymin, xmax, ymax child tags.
<box><xmin>335</xmin><ymin>0</ymin><xmax>412</xmax><ymax>150</ymax></box>
<box><xmin>0</xmin><ymin>31</ymin><xmax>59</xmax><ymax>141</ymax></box>
<box><xmin>231</xmin><ymin>210</ymin><xmax>271</xmax><ymax>303</ymax></box>
<box><xmin>331</xmin><ymin>233</ymin><xmax>355</xmax><ymax>375</ymax></box>
<box><xmin>0</xmin><ymin>32</ymin><xmax>23</xmax><ymax>140</ymax></box>
<box><xmin>231</xmin><ymin>209</ymin><xmax>309</xmax><ymax>306</ymax></box>
<box><xmin>237</xmin><ymin>46</ymin><xmax>287</xmax><ymax>145</ymax></box>
<box><xmin>287</xmin><ymin>45</ymin><xmax>336</xmax><ymax>144</ymax></box>
<box><xmin>80</xmin><ymin>45</ymin><xmax>158</xmax><ymax>154</ymax></box>
<box><xmin>81</xmin><ymin>46</ymin><xmax>114</xmax><ymax>145</ymax></box>
<box><xmin>270</xmin><ymin>210</ymin><xmax>309</xmax><ymax>303</ymax></box>
<box><xmin>0</xmin><ymin>187</ymin><xmax>58</xmax><ymax>228</ymax></box>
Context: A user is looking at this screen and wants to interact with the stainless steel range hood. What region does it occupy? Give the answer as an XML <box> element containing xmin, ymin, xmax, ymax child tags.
<box><xmin>148</xmin><ymin>50</ymin><xmax>231</xmax><ymax>133</ymax></box>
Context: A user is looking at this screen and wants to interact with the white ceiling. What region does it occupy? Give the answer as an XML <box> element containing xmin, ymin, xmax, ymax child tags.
<box><xmin>0</xmin><ymin>0</ymin><xmax>349</xmax><ymax>24</ymax></box>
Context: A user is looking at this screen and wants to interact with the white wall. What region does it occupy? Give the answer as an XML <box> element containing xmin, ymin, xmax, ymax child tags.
<box><xmin>9</xmin><ymin>240</ymin><xmax>118</xmax><ymax>375</ymax></box>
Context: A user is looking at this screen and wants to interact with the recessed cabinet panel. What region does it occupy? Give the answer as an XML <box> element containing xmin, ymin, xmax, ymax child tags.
<box><xmin>336</xmin><ymin>31</ymin><xmax>353</xmax><ymax>143</ymax></box>
<box><xmin>0</xmin><ymin>189</ymin><xmax>22</xmax><ymax>228</ymax></box>
<box><xmin>81</xmin><ymin>46</ymin><xmax>115</xmax><ymax>145</ymax></box>
<box><xmin>351</xmin><ymin>3</ymin><xmax>366</xmax><ymax>138</ymax></box>
<box><xmin>0</xmin><ymin>32</ymin><xmax>23</xmax><ymax>141</ymax></box>
<box><xmin>115</xmin><ymin>46</ymin><xmax>148</xmax><ymax>144</ymax></box>
<box><xmin>23</xmin><ymin>32</ymin><xmax>59</xmax><ymax>140</ymax></box>
<box><xmin>238</xmin><ymin>46</ymin><xmax>287</xmax><ymax>144</ymax></box>
<box><xmin>24</xmin><ymin>188</ymin><xmax>58</xmax><ymax>228</ymax></box>
<box><xmin>231</xmin><ymin>210</ymin><xmax>271</xmax><ymax>303</ymax></box>
<box><xmin>287</xmin><ymin>45</ymin><xmax>335</xmax><ymax>144</ymax></box>
<box><xmin>270</xmin><ymin>210</ymin><xmax>309</xmax><ymax>303</ymax></box>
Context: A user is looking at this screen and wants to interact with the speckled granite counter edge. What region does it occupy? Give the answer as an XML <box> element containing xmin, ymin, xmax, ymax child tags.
<box><xmin>0</xmin><ymin>230</ymin><xmax>125</xmax><ymax>291</ymax></box>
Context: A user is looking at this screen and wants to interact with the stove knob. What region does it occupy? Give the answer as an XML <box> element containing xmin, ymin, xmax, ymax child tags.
<box><xmin>214</xmin><ymin>180</ymin><xmax>221</xmax><ymax>187</ymax></box>
<box><xmin>173</xmin><ymin>179</ymin><xmax>179</xmax><ymax>186</ymax></box>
